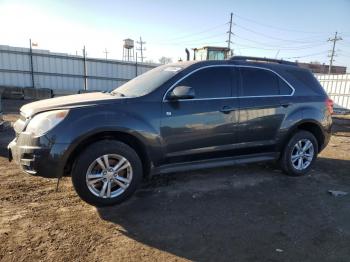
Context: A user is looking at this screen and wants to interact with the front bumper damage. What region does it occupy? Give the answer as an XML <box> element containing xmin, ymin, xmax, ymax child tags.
<box><xmin>8</xmin><ymin>132</ymin><xmax>69</xmax><ymax>178</ymax></box>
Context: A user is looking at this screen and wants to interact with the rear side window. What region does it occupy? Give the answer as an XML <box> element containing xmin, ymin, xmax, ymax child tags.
<box><xmin>279</xmin><ymin>79</ymin><xmax>293</xmax><ymax>95</ymax></box>
<box><xmin>240</xmin><ymin>68</ymin><xmax>279</xmax><ymax>96</ymax></box>
<box><xmin>177</xmin><ymin>67</ymin><xmax>231</xmax><ymax>98</ymax></box>
<box><xmin>285</xmin><ymin>69</ymin><xmax>326</xmax><ymax>96</ymax></box>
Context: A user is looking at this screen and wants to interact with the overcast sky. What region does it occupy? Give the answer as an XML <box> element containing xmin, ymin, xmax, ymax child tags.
<box><xmin>1</xmin><ymin>0</ymin><xmax>349</xmax><ymax>66</ymax></box>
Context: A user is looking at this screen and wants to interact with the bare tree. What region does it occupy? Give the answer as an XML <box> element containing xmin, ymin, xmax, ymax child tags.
<box><xmin>159</xmin><ymin>56</ymin><xmax>173</xmax><ymax>64</ymax></box>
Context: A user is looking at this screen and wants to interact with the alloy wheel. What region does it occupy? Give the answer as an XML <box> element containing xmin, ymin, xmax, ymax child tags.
<box><xmin>291</xmin><ymin>139</ymin><xmax>314</xmax><ymax>171</ymax></box>
<box><xmin>85</xmin><ymin>154</ymin><xmax>133</xmax><ymax>198</ymax></box>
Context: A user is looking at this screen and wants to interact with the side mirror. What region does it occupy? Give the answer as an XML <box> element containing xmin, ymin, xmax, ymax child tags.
<box><xmin>167</xmin><ymin>86</ymin><xmax>195</xmax><ymax>100</ymax></box>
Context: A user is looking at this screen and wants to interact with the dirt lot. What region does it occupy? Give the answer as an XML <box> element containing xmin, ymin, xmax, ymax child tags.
<box><xmin>0</xmin><ymin>99</ymin><xmax>350</xmax><ymax>262</ymax></box>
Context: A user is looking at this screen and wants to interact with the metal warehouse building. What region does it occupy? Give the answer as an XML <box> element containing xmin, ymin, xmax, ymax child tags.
<box><xmin>0</xmin><ymin>45</ymin><xmax>158</xmax><ymax>95</ymax></box>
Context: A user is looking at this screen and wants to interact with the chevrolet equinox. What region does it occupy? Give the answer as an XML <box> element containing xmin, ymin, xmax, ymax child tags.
<box><xmin>8</xmin><ymin>56</ymin><xmax>333</xmax><ymax>206</ymax></box>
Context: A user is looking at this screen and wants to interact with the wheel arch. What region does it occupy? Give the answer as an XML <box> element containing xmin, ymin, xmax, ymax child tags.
<box><xmin>63</xmin><ymin>130</ymin><xmax>152</xmax><ymax>178</ymax></box>
<box><xmin>281</xmin><ymin>120</ymin><xmax>325</xmax><ymax>154</ymax></box>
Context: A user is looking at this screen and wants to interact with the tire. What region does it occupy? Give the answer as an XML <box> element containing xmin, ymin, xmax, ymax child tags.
<box><xmin>71</xmin><ymin>140</ymin><xmax>142</xmax><ymax>207</ymax></box>
<box><xmin>280</xmin><ymin>130</ymin><xmax>318</xmax><ymax>176</ymax></box>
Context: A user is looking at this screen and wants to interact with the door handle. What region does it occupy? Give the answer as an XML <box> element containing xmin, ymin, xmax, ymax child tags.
<box><xmin>220</xmin><ymin>106</ymin><xmax>234</xmax><ymax>114</ymax></box>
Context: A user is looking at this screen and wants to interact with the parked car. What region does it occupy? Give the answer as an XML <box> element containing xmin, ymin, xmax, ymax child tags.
<box><xmin>8</xmin><ymin>56</ymin><xmax>333</xmax><ymax>206</ymax></box>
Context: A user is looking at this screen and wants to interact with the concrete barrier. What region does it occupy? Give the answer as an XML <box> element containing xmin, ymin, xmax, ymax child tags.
<box><xmin>78</xmin><ymin>89</ymin><xmax>102</xmax><ymax>94</ymax></box>
<box><xmin>23</xmin><ymin>88</ymin><xmax>53</xmax><ymax>100</ymax></box>
<box><xmin>2</xmin><ymin>87</ymin><xmax>24</xmax><ymax>99</ymax></box>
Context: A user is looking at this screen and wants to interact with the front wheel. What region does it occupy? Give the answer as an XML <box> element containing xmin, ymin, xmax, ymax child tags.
<box><xmin>71</xmin><ymin>140</ymin><xmax>142</xmax><ymax>207</ymax></box>
<box><xmin>280</xmin><ymin>130</ymin><xmax>318</xmax><ymax>176</ymax></box>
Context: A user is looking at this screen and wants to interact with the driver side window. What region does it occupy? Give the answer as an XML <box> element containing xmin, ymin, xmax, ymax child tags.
<box><xmin>177</xmin><ymin>67</ymin><xmax>231</xmax><ymax>99</ymax></box>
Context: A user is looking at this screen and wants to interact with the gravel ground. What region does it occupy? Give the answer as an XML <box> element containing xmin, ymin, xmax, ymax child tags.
<box><xmin>0</xmin><ymin>99</ymin><xmax>349</xmax><ymax>262</ymax></box>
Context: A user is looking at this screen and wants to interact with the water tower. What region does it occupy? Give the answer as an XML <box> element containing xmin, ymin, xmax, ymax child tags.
<box><xmin>123</xmin><ymin>38</ymin><xmax>135</xmax><ymax>61</ymax></box>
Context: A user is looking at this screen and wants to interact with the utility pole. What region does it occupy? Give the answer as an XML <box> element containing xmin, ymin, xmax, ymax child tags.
<box><xmin>103</xmin><ymin>48</ymin><xmax>109</xmax><ymax>60</ymax></box>
<box><xmin>83</xmin><ymin>46</ymin><xmax>87</xmax><ymax>91</ymax></box>
<box><xmin>328</xmin><ymin>31</ymin><xmax>342</xmax><ymax>74</ymax></box>
<box><xmin>29</xmin><ymin>39</ymin><xmax>35</xmax><ymax>88</ymax></box>
<box><xmin>136</xmin><ymin>36</ymin><xmax>146</xmax><ymax>62</ymax></box>
<box><xmin>226</xmin><ymin>13</ymin><xmax>234</xmax><ymax>57</ymax></box>
<box><xmin>135</xmin><ymin>52</ymin><xmax>138</xmax><ymax>77</ymax></box>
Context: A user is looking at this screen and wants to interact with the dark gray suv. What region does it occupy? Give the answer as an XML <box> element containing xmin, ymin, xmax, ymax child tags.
<box><xmin>8</xmin><ymin>56</ymin><xmax>333</xmax><ymax>206</ymax></box>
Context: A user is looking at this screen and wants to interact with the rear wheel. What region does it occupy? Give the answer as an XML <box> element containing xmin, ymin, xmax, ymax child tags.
<box><xmin>280</xmin><ymin>130</ymin><xmax>318</xmax><ymax>176</ymax></box>
<box><xmin>71</xmin><ymin>140</ymin><xmax>142</xmax><ymax>206</ymax></box>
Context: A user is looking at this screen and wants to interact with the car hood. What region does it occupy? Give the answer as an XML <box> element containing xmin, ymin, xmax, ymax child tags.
<box><xmin>21</xmin><ymin>92</ymin><xmax>121</xmax><ymax>117</ymax></box>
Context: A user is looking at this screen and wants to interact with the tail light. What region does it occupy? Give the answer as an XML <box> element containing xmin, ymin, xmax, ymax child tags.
<box><xmin>325</xmin><ymin>98</ymin><xmax>334</xmax><ymax>115</ymax></box>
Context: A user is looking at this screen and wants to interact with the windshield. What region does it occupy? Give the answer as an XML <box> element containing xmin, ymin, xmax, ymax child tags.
<box><xmin>112</xmin><ymin>65</ymin><xmax>183</xmax><ymax>97</ymax></box>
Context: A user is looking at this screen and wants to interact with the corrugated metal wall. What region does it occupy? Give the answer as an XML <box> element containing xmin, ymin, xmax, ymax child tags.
<box><xmin>0</xmin><ymin>45</ymin><xmax>158</xmax><ymax>95</ymax></box>
<box><xmin>316</xmin><ymin>74</ymin><xmax>350</xmax><ymax>110</ymax></box>
<box><xmin>2</xmin><ymin>45</ymin><xmax>349</xmax><ymax>110</ymax></box>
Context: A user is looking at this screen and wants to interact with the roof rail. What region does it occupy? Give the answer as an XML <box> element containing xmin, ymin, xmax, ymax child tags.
<box><xmin>230</xmin><ymin>56</ymin><xmax>297</xmax><ymax>66</ymax></box>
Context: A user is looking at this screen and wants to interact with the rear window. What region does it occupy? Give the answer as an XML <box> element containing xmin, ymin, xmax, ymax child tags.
<box><xmin>240</xmin><ymin>68</ymin><xmax>279</xmax><ymax>96</ymax></box>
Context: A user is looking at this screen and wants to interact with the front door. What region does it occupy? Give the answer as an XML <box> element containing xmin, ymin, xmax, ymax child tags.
<box><xmin>160</xmin><ymin>66</ymin><xmax>239</xmax><ymax>162</ymax></box>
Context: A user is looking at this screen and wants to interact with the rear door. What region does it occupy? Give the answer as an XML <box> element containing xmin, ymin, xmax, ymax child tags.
<box><xmin>160</xmin><ymin>66</ymin><xmax>239</xmax><ymax>161</ymax></box>
<box><xmin>237</xmin><ymin>67</ymin><xmax>287</xmax><ymax>149</ymax></box>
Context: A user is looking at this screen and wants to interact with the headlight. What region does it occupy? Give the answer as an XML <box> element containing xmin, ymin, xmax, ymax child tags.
<box><xmin>26</xmin><ymin>110</ymin><xmax>69</xmax><ymax>136</ymax></box>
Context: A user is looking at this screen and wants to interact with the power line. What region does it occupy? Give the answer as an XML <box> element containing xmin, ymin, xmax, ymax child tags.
<box><xmin>234</xmin><ymin>13</ymin><xmax>330</xmax><ymax>35</ymax></box>
<box><xmin>193</xmin><ymin>41</ymin><xmax>226</xmax><ymax>46</ymax></box>
<box><xmin>234</xmin><ymin>34</ymin><xmax>327</xmax><ymax>48</ymax></box>
<box><xmin>339</xmin><ymin>40</ymin><xmax>350</xmax><ymax>45</ymax></box>
<box><xmin>162</xmin><ymin>23</ymin><xmax>227</xmax><ymax>42</ymax></box>
<box><xmin>282</xmin><ymin>50</ymin><xmax>329</xmax><ymax>60</ymax></box>
<box><xmin>159</xmin><ymin>40</ymin><xmax>226</xmax><ymax>47</ymax></box>
<box><xmin>234</xmin><ymin>42</ymin><xmax>328</xmax><ymax>51</ymax></box>
<box><xmin>177</xmin><ymin>33</ymin><xmax>225</xmax><ymax>44</ymax></box>
<box><xmin>235</xmin><ymin>24</ymin><xmax>328</xmax><ymax>44</ymax></box>
<box><xmin>195</xmin><ymin>41</ymin><xmax>226</xmax><ymax>46</ymax></box>
<box><xmin>339</xmin><ymin>50</ymin><xmax>350</xmax><ymax>56</ymax></box>
<box><xmin>328</xmin><ymin>31</ymin><xmax>343</xmax><ymax>74</ymax></box>
<box><xmin>339</xmin><ymin>54</ymin><xmax>350</xmax><ymax>58</ymax></box>
<box><xmin>159</xmin><ymin>32</ymin><xmax>226</xmax><ymax>46</ymax></box>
